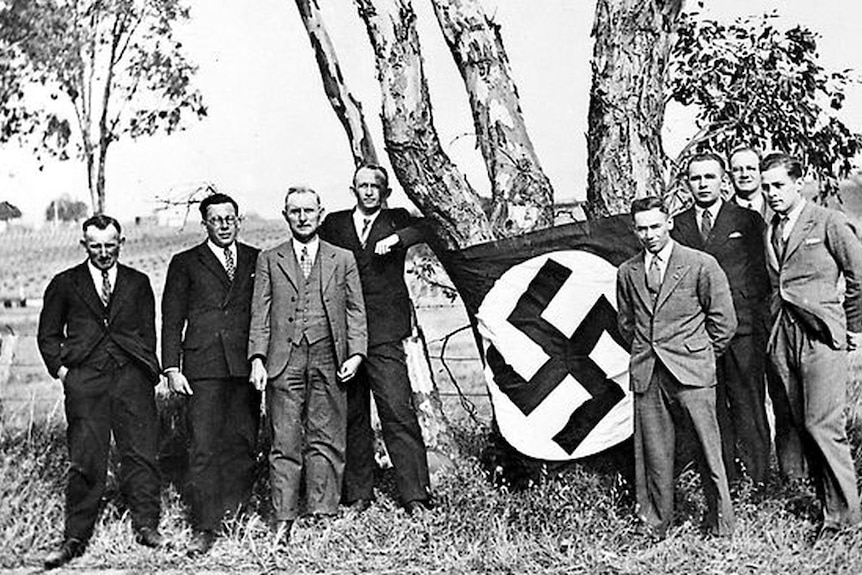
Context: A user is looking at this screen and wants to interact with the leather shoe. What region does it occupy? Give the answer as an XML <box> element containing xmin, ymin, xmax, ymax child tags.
<box><xmin>44</xmin><ymin>538</ymin><xmax>85</xmax><ymax>569</ymax></box>
<box><xmin>273</xmin><ymin>520</ymin><xmax>293</xmax><ymax>544</ymax></box>
<box><xmin>348</xmin><ymin>498</ymin><xmax>371</xmax><ymax>513</ymax></box>
<box><xmin>188</xmin><ymin>530</ymin><xmax>215</xmax><ymax>557</ymax></box>
<box><xmin>134</xmin><ymin>526</ymin><xmax>164</xmax><ymax>548</ymax></box>
<box><xmin>404</xmin><ymin>499</ymin><xmax>433</xmax><ymax>515</ymax></box>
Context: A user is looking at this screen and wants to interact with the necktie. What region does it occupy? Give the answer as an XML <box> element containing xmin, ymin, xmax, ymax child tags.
<box><xmin>300</xmin><ymin>245</ymin><xmax>312</xmax><ymax>279</ymax></box>
<box><xmin>224</xmin><ymin>246</ymin><xmax>235</xmax><ymax>282</ymax></box>
<box><xmin>100</xmin><ymin>269</ymin><xmax>111</xmax><ymax>307</ymax></box>
<box><xmin>359</xmin><ymin>218</ymin><xmax>372</xmax><ymax>248</ymax></box>
<box><xmin>700</xmin><ymin>209</ymin><xmax>713</xmax><ymax>242</ymax></box>
<box><xmin>772</xmin><ymin>217</ymin><xmax>787</xmax><ymax>260</ymax></box>
<box><xmin>646</xmin><ymin>255</ymin><xmax>662</xmax><ymax>302</ymax></box>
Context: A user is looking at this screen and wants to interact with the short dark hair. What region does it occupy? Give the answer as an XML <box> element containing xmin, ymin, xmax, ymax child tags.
<box><xmin>760</xmin><ymin>152</ymin><xmax>804</xmax><ymax>179</ymax></box>
<box><xmin>687</xmin><ymin>152</ymin><xmax>726</xmax><ymax>174</ymax></box>
<box><xmin>353</xmin><ymin>163</ymin><xmax>389</xmax><ymax>189</ymax></box>
<box><xmin>82</xmin><ymin>214</ymin><xmax>122</xmax><ymax>236</ymax></box>
<box><xmin>728</xmin><ymin>144</ymin><xmax>762</xmax><ymax>164</ymax></box>
<box><xmin>630</xmin><ymin>196</ymin><xmax>667</xmax><ymax>217</ymax></box>
<box><xmin>199</xmin><ymin>192</ymin><xmax>239</xmax><ymax>219</ymax></box>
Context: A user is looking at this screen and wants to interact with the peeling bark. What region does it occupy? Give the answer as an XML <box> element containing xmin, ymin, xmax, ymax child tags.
<box><xmin>354</xmin><ymin>0</ymin><xmax>495</xmax><ymax>250</ymax></box>
<box><xmin>295</xmin><ymin>0</ymin><xmax>378</xmax><ymax>166</ymax></box>
<box><xmin>431</xmin><ymin>0</ymin><xmax>554</xmax><ymax>237</ymax></box>
<box><xmin>586</xmin><ymin>0</ymin><xmax>684</xmax><ymax>218</ymax></box>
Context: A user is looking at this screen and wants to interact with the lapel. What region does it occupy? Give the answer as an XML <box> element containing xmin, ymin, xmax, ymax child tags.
<box><xmin>674</xmin><ymin>208</ymin><xmax>703</xmax><ymax>250</ymax></box>
<box><xmin>318</xmin><ymin>241</ymin><xmax>337</xmax><ymax>294</ymax></box>
<box><xmin>275</xmin><ymin>240</ymin><xmax>300</xmax><ymax>292</ymax></box>
<box><xmin>704</xmin><ymin>202</ymin><xmax>734</xmax><ymax>249</ymax></box>
<box><xmin>341</xmin><ymin>211</ymin><xmax>363</xmax><ymax>250</ymax></box>
<box><xmin>654</xmin><ymin>245</ymin><xmax>691</xmax><ymax>312</ymax></box>
<box><xmin>365</xmin><ymin>210</ymin><xmax>394</xmax><ymax>250</ymax></box>
<box><xmin>629</xmin><ymin>255</ymin><xmax>653</xmax><ymax>312</ymax></box>
<box><xmin>72</xmin><ymin>262</ymin><xmax>105</xmax><ymax>318</ymax></box>
<box><xmin>782</xmin><ymin>202</ymin><xmax>817</xmax><ymax>262</ymax></box>
<box><xmin>233</xmin><ymin>243</ymin><xmax>254</xmax><ymax>289</ymax></box>
<box><xmin>196</xmin><ymin>242</ymin><xmax>231</xmax><ymax>289</ymax></box>
<box><xmin>108</xmin><ymin>265</ymin><xmax>132</xmax><ymax>322</ymax></box>
<box><xmin>765</xmin><ymin>215</ymin><xmax>781</xmax><ymax>272</ymax></box>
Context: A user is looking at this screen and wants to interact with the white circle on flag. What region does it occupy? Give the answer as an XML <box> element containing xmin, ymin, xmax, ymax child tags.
<box><xmin>476</xmin><ymin>250</ymin><xmax>632</xmax><ymax>461</ymax></box>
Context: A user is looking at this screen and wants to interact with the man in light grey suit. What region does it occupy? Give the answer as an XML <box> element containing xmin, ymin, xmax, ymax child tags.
<box><xmin>617</xmin><ymin>196</ymin><xmax>737</xmax><ymax>538</ymax></box>
<box><xmin>248</xmin><ymin>186</ymin><xmax>367</xmax><ymax>543</ymax></box>
<box><xmin>761</xmin><ymin>152</ymin><xmax>862</xmax><ymax>539</ymax></box>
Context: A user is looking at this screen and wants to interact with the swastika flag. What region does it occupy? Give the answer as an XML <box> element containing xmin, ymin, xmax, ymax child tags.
<box><xmin>439</xmin><ymin>215</ymin><xmax>640</xmax><ymax>461</ymax></box>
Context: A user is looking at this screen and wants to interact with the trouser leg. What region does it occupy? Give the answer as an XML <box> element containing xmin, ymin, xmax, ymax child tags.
<box><xmin>62</xmin><ymin>367</ymin><xmax>112</xmax><ymax>542</ymax></box>
<box><xmin>219</xmin><ymin>378</ymin><xmax>258</xmax><ymax>518</ymax></box>
<box><xmin>366</xmin><ymin>342</ymin><xmax>430</xmax><ymax>503</ymax></box>
<box><xmin>110</xmin><ymin>363</ymin><xmax>161</xmax><ymax>532</ymax></box>
<box><xmin>304</xmin><ymin>339</ymin><xmax>346</xmax><ymax>515</ymax></box>
<box><xmin>268</xmin><ymin>348</ymin><xmax>307</xmax><ymax>522</ymax></box>
<box><xmin>341</xmin><ymin>369</ymin><xmax>375</xmax><ymax>502</ymax></box>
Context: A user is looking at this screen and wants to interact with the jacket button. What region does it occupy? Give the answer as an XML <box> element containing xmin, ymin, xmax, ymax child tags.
<box><xmin>288</xmin><ymin>317</ymin><xmax>294</xmax><ymax>323</ymax></box>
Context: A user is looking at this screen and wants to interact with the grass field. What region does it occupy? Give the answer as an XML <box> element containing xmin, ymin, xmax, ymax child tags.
<box><xmin>4</xmin><ymin>222</ymin><xmax>862</xmax><ymax>573</ymax></box>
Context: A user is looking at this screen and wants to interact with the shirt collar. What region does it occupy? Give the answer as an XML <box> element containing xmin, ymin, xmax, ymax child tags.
<box><xmin>781</xmin><ymin>198</ymin><xmax>806</xmax><ymax>231</ymax></box>
<box><xmin>292</xmin><ymin>235</ymin><xmax>320</xmax><ymax>263</ymax></box>
<box><xmin>353</xmin><ymin>208</ymin><xmax>381</xmax><ymax>229</ymax></box>
<box><xmin>735</xmin><ymin>193</ymin><xmax>764</xmax><ymax>213</ymax></box>
<box><xmin>645</xmin><ymin>238</ymin><xmax>674</xmax><ymax>268</ymax></box>
<box><xmin>87</xmin><ymin>261</ymin><xmax>117</xmax><ymax>287</ymax></box>
<box><xmin>695</xmin><ymin>199</ymin><xmax>722</xmax><ymax>221</ymax></box>
<box><xmin>207</xmin><ymin>239</ymin><xmax>236</xmax><ymax>259</ymax></box>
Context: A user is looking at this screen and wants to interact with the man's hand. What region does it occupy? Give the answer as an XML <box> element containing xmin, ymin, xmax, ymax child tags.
<box><xmin>374</xmin><ymin>234</ymin><xmax>400</xmax><ymax>255</ymax></box>
<box><xmin>849</xmin><ymin>331</ymin><xmax>862</xmax><ymax>351</ymax></box>
<box><xmin>250</xmin><ymin>357</ymin><xmax>268</xmax><ymax>391</ymax></box>
<box><xmin>166</xmin><ymin>370</ymin><xmax>193</xmax><ymax>395</ymax></box>
<box><xmin>337</xmin><ymin>355</ymin><xmax>363</xmax><ymax>382</ymax></box>
<box><xmin>57</xmin><ymin>365</ymin><xmax>69</xmax><ymax>383</ymax></box>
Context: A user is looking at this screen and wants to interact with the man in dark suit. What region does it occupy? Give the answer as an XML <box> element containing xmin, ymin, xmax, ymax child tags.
<box><xmin>761</xmin><ymin>152</ymin><xmax>862</xmax><ymax>538</ymax></box>
<box><xmin>37</xmin><ymin>215</ymin><xmax>163</xmax><ymax>569</ymax></box>
<box><xmin>249</xmin><ymin>186</ymin><xmax>366</xmax><ymax>543</ymax></box>
<box><xmin>319</xmin><ymin>164</ymin><xmax>432</xmax><ymax>513</ymax></box>
<box><xmin>161</xmin><ymin>193</ymin><xmax>259</xmax><ymax>555</ymax></box>
<box><xmin>617</xmin><ymin>197</ymin><xmax>737</xmax><ymax>538</ymax></box>
<box><xmin>729</xmin><ymin>146</ymin><xmax>773</xmax><ymax>221</ymax></box>
<box><xmin>671</xmin><ymin>153</ymin><xmax>771</xmax><ymax>485</ymax></box>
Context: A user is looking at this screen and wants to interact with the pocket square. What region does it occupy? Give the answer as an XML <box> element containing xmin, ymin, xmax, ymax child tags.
<box><xmin>728</xmin><ymin>232</ymin><xmax>742</xmax><ymax>239</ymax></box>
<box><xmin>804</xmin><ymin>238</ymin><xmax>822</xmax><ymax>245</ymax></box>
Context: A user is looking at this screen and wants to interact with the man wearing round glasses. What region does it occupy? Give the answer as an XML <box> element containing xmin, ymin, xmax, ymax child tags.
<box><xmin>161</xmin><ymin>193</ymin><xmax>260</xmax><ymax>555</ymax></box>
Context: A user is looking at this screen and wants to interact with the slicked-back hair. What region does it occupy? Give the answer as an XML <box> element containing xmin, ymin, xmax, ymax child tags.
<box><xmin>199</xmin><ymin>192</ymin><xmax>239</xmax><ymax>219</ymax></box>
<box><xmin>630</xmin><ymin>196</ymin><xmax>667</xmax><ymax>217</ymax></box>
<box><xmin>353</xmin><ymin>163</ymin><xmax>389</xmax><ymax>189</ymax></box>
<box><xmin>284</xmin><ymin>185</ymin><xmax>321</xmax><ymax>207</ymax></box>
<box><xmin>687</xmin><ymin>152</ymin><xmax>726</xmax><ymax>174</ymax></box>
<box><xmin>82</xmin><ymin>214</ymin><xmax>122</xmax><ymax>236</ymax></box>
<box><xmin>761</xmin><ymin>152</ymin><xmax>804</xmax><ymax>179</ymax></box>
<box><xmin>728</xmin><ymin>144</ymin><xmax>762</xmax><ymax>164</ymax></box>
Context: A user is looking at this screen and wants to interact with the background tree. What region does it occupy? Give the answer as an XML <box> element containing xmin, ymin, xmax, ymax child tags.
<box><xmin>665</xmin><ymin>7</ymin><xmax>862</xmax><ymax>210</ymax></box>
<box><xmin>44</xmin><ymin>195</ymin><xmax>88</xmax><ymax>222</ymax></box>
<box><xmin>0</xmin><ymin>0</ymin><xmax>207</xmax><ymax>214</ymax></box>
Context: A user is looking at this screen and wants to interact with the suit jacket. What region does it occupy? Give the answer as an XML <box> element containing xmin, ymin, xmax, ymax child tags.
<box><xmin>319</xmin><ymin>208</ymin><xmax>428</xmax><ymax>346</ymax></box>
<box><xmin>161</xmin><ymin>242</ymin><xmax>259</xmax><ymax>379</ymax></box>
<box><xmin>732</xmin><ymin>194</ymin><xmax>774</xmax><ymax>222</ymax></box>
<box><xmin>247</xmin><ymin>238</ymin><xmax>367</xmax><ymax>378</ymax></box>
<box><xmin>766</xmin><ymin>201</ymin><xmax>862</xmax><ymax>349</ymax></box>
<box><xmin>617</xmin><ymin>242</ymin><xmax>737</xmax><ymax>393</ymax></box>
<box><xmin>37</xmin><ymin>262</ymin><xmax>160</xmax><ymax>383</ymax></box>
<box><xmin>672</xmin><ymin>201</ymin><xmax>770</xmax><ymax>335</ymax></box>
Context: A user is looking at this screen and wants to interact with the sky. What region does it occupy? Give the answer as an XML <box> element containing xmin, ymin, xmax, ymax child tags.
<box><xmin>2</xmin><ymin>0</ymin><xmax>862</xmax><ymax>225</ymax></box>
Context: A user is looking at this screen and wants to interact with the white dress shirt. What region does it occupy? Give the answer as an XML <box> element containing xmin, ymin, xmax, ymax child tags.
<box><xmin>695</xmin><ymin>200</ymin><xmax>722</xmax><ymax>233</ymax></box>
<box><xmin>777</xmin><ymin>199</ymin><xmax>806</xmax><ymax>241</ymax></box>
<box><xmin>352</xmin><ymin>209</ymin><xmax>381</xmax><ymax>245</ymax></box>
<box><xmin>207</xmin><ymin>239</ymin><xmax>237</xmax><ymax>273</ymax></box>
<box><xmin>734</xmin><ymin>193</ymin><xmax>765</xmax><ymax>215</ymax></box>
<box><xmin>293</xmin><ymin>235</ymin><xmax>320</xmax><ymax>267</ymax></box>
<box><xmin>87</xmin><ymin>261</ymin><xmax>117</xmax><ymax>297</ymax></box>
<box><xmin>644</xmin><ymin>239</ymin><xmax>675</xmax><ymax>284</ymax></box>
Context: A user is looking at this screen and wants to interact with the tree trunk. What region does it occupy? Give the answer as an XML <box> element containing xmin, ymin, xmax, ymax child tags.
<box><xmin>295</xmin><ymin>0</ymin><xmax>378</xmax><ymax>166</ymax></box>
<box><xmin>585</xmin><ymin>0</ymin><xmax>684</xmax><ymax>218</ymax></box>
<box><xmin>355</xmin><ymin>0</ymin><xmax>495</xmax><ymax>250</ymax></box>
<box><xmin>431</xmin><ymin>0</ymin><xmax>554</xmax><ymax>237</ymax></box>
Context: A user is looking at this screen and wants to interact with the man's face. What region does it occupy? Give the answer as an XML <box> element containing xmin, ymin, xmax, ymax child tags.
<box><xmin>81</xmin><ymin>224</ymin><xmax>123</xmax><ymax>270</ymax></box>
<box><xmin>202</xmin><ymin>202</ymin><xmax>239</xmax><ymax>248</ymax></box>
<box><xmin>634</xmin><ymin>207</ymin><xmax>673</xmax><ymax>255</ymax></box>
<box><xmin>352</xmin><ymin>167</ymin><xmax>387</xmax><ymax>215</ymax></box>
<box><xmin>762</xmin><ymin>165</ymin><xmax>802</xmax><ymax>215</ymax></box>
<box><xmin>283</xmin><ymin>191</ymin><xmax>322</xmax><ymax>242</ymax></box>
<box><xmin>729</xmin><ymin>150</ymin><xmax>761</xmax><ymax>198</ymax></box>
<box><xmin>687</xmin><ymin>159</ymin><xmax>724</xmax><ymax>208</ymax></box>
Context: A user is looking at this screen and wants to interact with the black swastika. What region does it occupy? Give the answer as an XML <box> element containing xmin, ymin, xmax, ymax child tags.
<box><xmin>487</xmin><ymin>258</ymin><xmax>627</xmax><ymax>454</ymax></box>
